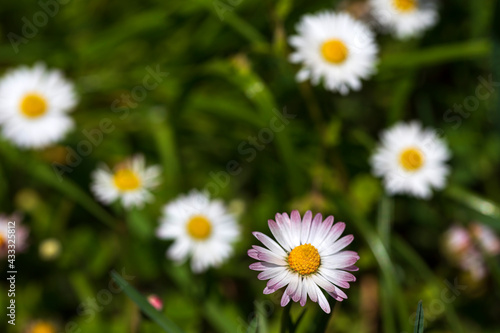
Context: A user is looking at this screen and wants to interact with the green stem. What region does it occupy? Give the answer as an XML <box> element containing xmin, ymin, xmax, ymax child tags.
<box><xmin>149</xmin><ymin>108</ymin><xmax>181</xmax><ymax>197</ymax></box>
<box><xmin>377</xmin><ymin>195</ymin><xmax>393</xmax><ymax>253</ymax></box>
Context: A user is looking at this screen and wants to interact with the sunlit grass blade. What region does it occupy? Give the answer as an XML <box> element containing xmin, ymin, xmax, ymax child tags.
<box><xmin>445</xmin><ymin>186</ymin><xmax>500</xmax><ymax>227</ymax></box>
<box><xmin>379</xmin><ymin>39</ymin><xmax>491</xmax><ymax>71</ymax></box>
<box><xmin>0</xmin><ymin>143</ymin><xmax>117</xmax><ymax>229</ymax></box>
<box><xmin>413</xmin><ymin>301</ymin><xmax>424</xmax><ymax>333</ymax></box>
<box><xmin>377</xmin><ymin>195</ymin><xmax>393</xmax><ymax>252</ymax></box>
<box><xmin>110</xmin><ymin>270</ymin><xmax>184</xmax><ymax>333</ymax></box>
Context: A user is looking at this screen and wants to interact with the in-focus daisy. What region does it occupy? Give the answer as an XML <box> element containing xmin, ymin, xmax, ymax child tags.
<box><xmin>248</xmin><ymin>210</ymin><xmax>359</xmax><ymax>313</ymax></box>
<box><xmin>156</xmin><ymin>190</ymin><xmax>240</xmax><ymax>273</ymax></box>
<box><xmin>370</xmin><ymin>0</ymin><xmax>438</xmax><ymax>39</ymax></box>
<box><xmin>91</xmin><ymin>155</ymin><xmax>161</xmax><ymax>209</ymax></box>
<box><xmin>0</xmin><ymin>63</ymin><xmax>77</xmax><ymax>149</ymax></box>
<box><xmin>371</xmin><ymin>121</ymin><xmax>450</xmax><ymax>199</ymax></box>
<box><xmin>0</xmin><ymin>213</ymin><xmax>29</xmax><ymax>257</ymax></box>
<box><xmin>289</xmin><ymin>12</ymin><xmax>378</xmax><ymax>95</ymax></box>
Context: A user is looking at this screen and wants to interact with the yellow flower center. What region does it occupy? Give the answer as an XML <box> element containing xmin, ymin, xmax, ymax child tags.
<box><xmin>20</xmin><ymin>93</ymin><xmax>48</xmax><ymax>118</ymax></box>
<box><xmin>321</xmin><ymin>39</ymin><xmax>349</xmax><ymax>64</ymax></box>
<box><xmin>113</xmin><ymin>169</ymin><xmax>141</xmax><ymax>191</ymax></box>
<box><xmin>393</xmin><ymin>0</ymin><xmax>417</xmax><ymax>12</ymax></box>
<box><xmin>399</xmin><ymin>147</ymin><xmax>425</xmax><ymax>171</ymax></box>
<box><xmin>31</xmin><ymin>322</ymin><xmax>56</xmax><ymax>333</ymax></box>
<box><xmin>186</xmin><ymin>215</ymin><xmax>212</xmax><ymax>240</ymax></box>
<box><xmin>288</xmin><ymin>244</ymin><xmax>321</xmax><ymax>275</ymax></box>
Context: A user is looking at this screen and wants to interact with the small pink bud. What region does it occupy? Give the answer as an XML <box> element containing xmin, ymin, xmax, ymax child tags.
<box><xmin>147</xmin><ymin>294</ymin><xmax>163</xmax><ymax>311</ymax></box>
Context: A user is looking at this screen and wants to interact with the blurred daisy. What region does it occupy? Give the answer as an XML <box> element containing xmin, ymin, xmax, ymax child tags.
<box><xmin>91</xmin><ymin>155</ymin><xmax>161</xmax><ymax>209</ymax></box>
<box><xmin>470</xmin><ymin>223</ymin><xmax>500</xmax><ymax>256</ymax></box>
<box><xmin>0</xmin><ymin>63</ymin><xmax>77</xmax><ymax>149</ymax></box>
<box><xmin>371</xmin><ymin>121</ymin><xmax>450</xmax><ymax>199</ymax></box>
<box><xmin>289</xmin><ymin>12</ymin><xmax>378</xmax><ymax>95</ymax></box>
<box><xmin>156</xmin><ymin>190</ymin><xmax>240</xmax><ymax>273</ymax></box>
<box><xmin>25</xmin><ymin>320</ymin><xmax>57</xmax><ymax>333</ymax></box>
<box><xmin>0</xmin><ymin>213</ymin><xmax>29</xmax><ymax>257</ymax></box>
<box><xmin>370</xmin><ymin>0</ymin><xmax>438</xmax><ymax>39</ymax></box>
<box><xmin>443</xmin><ymin>223</ymin><xmax>500</xmax><ymax>282</ymax></box>
<box><xmin>248</xmin><ymin>210</ymin><xmax>359</xmax><ymax>313</ymax></box>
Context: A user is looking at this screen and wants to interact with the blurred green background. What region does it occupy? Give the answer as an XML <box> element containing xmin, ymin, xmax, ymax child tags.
<box><xmin>1</xmin><ymin>0</ymin><xmax>500</xmax><ymax>332</ymax></box>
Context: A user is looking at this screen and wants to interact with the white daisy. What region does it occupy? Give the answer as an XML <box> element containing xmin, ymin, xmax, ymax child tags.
<box><xmin>91</xmin><ymin>155</ymin><xmax>161</xmax><ymax>209</ymax></box>
<box><xmin>249</xmin><ymin>210</ymin><xmax>359</xmax><ymax>313</ymax></box>
<box><xmin>289</xmin><ymin>11</ymin><xmax>378</xmax><ymax>95</ymax></box>
<box><xmin>0</xmin><ymin>63</ymin><xmax>77</xmax><ymax>149</ymax></box>
<box><xmin>156</xmin><ymin>190</ymin><xmax>240</xmax><ymax>273</ymax></box>
<box><xmin>370</xmin><ymin>0</ymin><xmax>438</xmax><ymax>39</ymax></box>
<box><xmin>371</xmin><ymin>121</ymin><xmax>450</xmax><ymax>199</ymax></box>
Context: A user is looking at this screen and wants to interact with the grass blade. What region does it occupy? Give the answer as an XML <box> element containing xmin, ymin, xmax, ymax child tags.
<box><xmin>413</xmin><ymin>301</ymin><xmax>424</xmax><ymax>333</ymax></box>
<box><xmin>110</xmin><ymin>270</ymin><xmax>184</xmax><ymax>333</ymax></box>
<box><xmin>0</xmin><ymin>143</ymin><xmax>117</xmax><ymax>229</ymax></box>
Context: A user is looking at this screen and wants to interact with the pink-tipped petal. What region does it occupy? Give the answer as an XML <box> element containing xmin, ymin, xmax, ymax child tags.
<box><xmin>321</xmin><ymin>251</ymin><xmax>360</xmax><ymax>269</ymax></box>
<box><xmin>281</xmin><ymin>291</ymin><xmax>291</xmax><ymax>307</ymax></box>
<box><xmin>290</xmin><ymin>210</ymin><xmax>302</xmax><ymax>245</ymax></box>
<box><xmin>320</xmin><ymin>234</ymin><xmax>355</xmax><ymax>255</ymax></box>
<box><xmin>268</xmin><ymin>220</ymin><xmax>293</xmax><ymax>251</ymax></box>
<box><xmin>248</xmin><ymin>249</ymin><xmax>259</xmax><ymax>260</ymax></box>
<box><xmin>306</xmin><ymin>279</ymin><xmax>318</xmax><ymax>303</ymax></box>
<box><xmin>307</xmin><ymin>213</ymin><xmax>323</xmax><ymax>244</ymax></box>
<box><xmin>258</xmin><ymin>267</ymin><xmax>283</xmax><ymax>280</ymax></box>
<box><xmin>301</xmin><ymin>210</ymin><xmax>313</xmax><ymax>244</ymax></box>
<box><xmin>343</xmin><ymin>265</ymin><xmax>359</xmax><ymax>272</ymax></box>
<box><xmin>253</xmin><ymin>231</ymin><xmax>287</xmax><ymax>256</ymax></box>
<box><xmin>312</xmin><ymin>215</ymin><xmax>334</xmax><ymax>245</ymax></box>
<box><xmin>317</xmin><ymin>290</ymin><xmax>331</xmax><ymax>313</ymax></box>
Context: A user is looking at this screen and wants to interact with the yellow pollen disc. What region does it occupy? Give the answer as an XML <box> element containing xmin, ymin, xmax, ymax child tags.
<box><xmin>321</xmin><ymin>39</ymin><xmax>349</xmax><ymax>64</ymax></box>
<box><xmin>288</xmin><ymin>243</ymin><xmax>321</xmax><ymax>275</ymax></box>
<box><xmin>31</xmin><ymin>322</ymin><xmax>56</xmax><ymax>333</ymax></box>
<box><xmin>187</xmin><ymin>215</ymin><xmax>212</xmax><ymax>240</ymax></box>
<box><xmin>20</xmin><ymin>93</ymin><xmax>48</xmax><ymax>118</ymax></box>
<box><xmin>0</xmin><ymin>233</ymin><xmax>5</xmax><ymax>248</ymax></box>
<box><xmin>113</xmin><ymin>169</ymin><xmax>141</xmax><ymax>191</ymax></box>
<box><xmin>399</xmin><ymin>147</ymin><xmax>425</xmax><ymax>171</ymax></box>
<box><xmin>393</xmin><ymin>0</ymin><xmax>417</xmax><ymax>12</ymax></box>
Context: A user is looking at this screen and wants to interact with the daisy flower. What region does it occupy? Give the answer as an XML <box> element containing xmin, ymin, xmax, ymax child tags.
<box><xmin>370</xmin><ymin>0</ymin><xmax>438</xmax><ymax>39</ymax></box>
<box><xmin>371</xmin><ymin>121</ymin><xmax>450</xmax><ymax>199</ymax></box>
<box><xmin>289</xmin><ymin>12</ymin><xmax>378</xmax><ymax>95</ymax></box>
<box><xmin>0</xmin><ymin>214</ymin><xmax>29</xmax><ymax>257</ymax></box>
<box><xmin>0</xmin><ymin>63</ymin><xmax>77</xmax><ymax>149</ymax></box>
<box><xmin>248</xmin><ymin>210</ymin><xmax>359</xmax><ymax>313</ymax></box>
<box><xmin>156</xmin><ymin>190</ymin><xmax>240</xmax><ymax>273</ymax></box>
<box><xmin>91</xmin><ymin>155</ymin><xmax>161</xmax><ymax>209</ymax></box>
<box><xmin>24</xmin><ymin>320</ymin><xmax>58</xmax><ymax>333</ymax></box>
<box><xmin>470</xmin><ymin>223</ymin><xmax>500</xmax><ymax>256</ymax></box>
